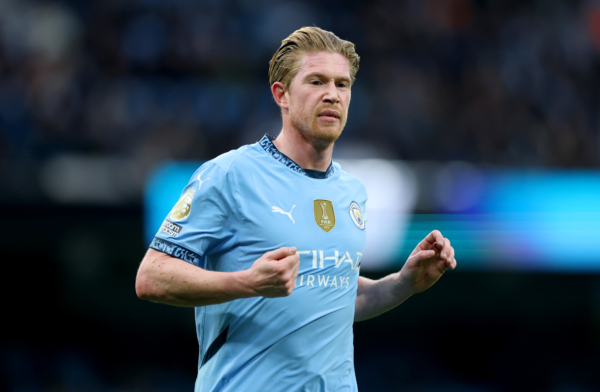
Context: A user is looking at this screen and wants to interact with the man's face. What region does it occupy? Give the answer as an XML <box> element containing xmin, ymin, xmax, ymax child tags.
<box><xmin>286</xmin><ymin>51</ymin><xmax>352</xmax><ymax>147</ymax></box>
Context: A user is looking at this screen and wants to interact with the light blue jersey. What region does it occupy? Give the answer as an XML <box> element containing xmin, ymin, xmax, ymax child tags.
<box><xmin>150</xmin><ymin>134</ymin><xmax>368</xmax><ymax>392</ymax></box>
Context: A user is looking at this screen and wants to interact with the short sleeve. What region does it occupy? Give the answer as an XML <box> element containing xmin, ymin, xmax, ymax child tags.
<box><xmin>149</xmin><ymin>162</ymin><xmax>238</xmax><ymax>268</ymax></box>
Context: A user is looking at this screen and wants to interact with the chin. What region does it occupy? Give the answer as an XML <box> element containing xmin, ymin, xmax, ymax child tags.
<box><xmin>312</xmin><ymin>118</ymin><xmax>346</xmax><ymax>143</ymax></box>
<box><xmin>290</xmin><ymin>114</ymin><xmax>345</xmax><ymax>148</ymax></box>
<box><xmin>311</xmin><ymin>127</ymin><xmax>343</xmax><ymax>144</ymax></box>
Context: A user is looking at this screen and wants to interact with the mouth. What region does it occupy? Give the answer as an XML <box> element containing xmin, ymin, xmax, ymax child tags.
<box><xmin>318</xmin><ymin>110</ymin><xmax>341</xmax><ymax>122</ymax></box>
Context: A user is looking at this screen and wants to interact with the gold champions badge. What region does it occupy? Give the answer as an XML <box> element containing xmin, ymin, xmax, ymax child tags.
<box><xmin>170</xmin><ymin>188</ymin><xmax>194</xmax><ymax>221</ymax></box>
<box><xmin>313</xmin><ymin>199</ymin><xmax>336</xmax><ymax>232</ymax></box>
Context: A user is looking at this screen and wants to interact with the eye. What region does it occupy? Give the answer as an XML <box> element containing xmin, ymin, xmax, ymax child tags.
<box><xmin>311</xmin><ymin>80</ymin><xmax>321</xmax><ymax>85</ymax></box>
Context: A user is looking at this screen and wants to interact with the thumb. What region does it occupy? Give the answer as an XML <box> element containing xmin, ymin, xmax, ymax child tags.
<box><xmin>267</xmin><ymin>246</ymin><xmax>297</xmax><ymax>261</ymax></box>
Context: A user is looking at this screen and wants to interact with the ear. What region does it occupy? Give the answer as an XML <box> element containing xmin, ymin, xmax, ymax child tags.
<box><xmin>271</xmin><ymin>82</ymin><xmax>289</xmax><ymax>110</ymax></box>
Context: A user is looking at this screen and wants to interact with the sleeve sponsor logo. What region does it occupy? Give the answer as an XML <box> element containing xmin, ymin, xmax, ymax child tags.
<box><xmin>159</xmin><ymin>219</ymin><xmax>182</xmax><ymax>237</ymax></box>
<box><xmin>149</xmin><ymin>237</ymin><xmax>202</xmax><ymax>266</ymax></box>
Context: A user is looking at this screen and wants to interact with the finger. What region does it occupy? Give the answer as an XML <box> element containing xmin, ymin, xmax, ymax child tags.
<box><xmin>286</xmin><ymin>267</ymin><xmax>299</xmax><ymax>295</ymax></box>
<box><xmin>288</xmin><ymin>273</ymin><xmax>298</xmax><ymax>294</ymax></box>
<box><xmin>267</xmin><ymin>246</ymin><xmax>297</xmax><ymax>260</ymax></box>
<box><xmin>292</xmin><ymin>254</ymin><xmax>300</xmax><ymax>269</ymax></box>
<box><xmin>412</xmin><ymin>249</ymin><xmax>435</xmax><ymax>261</ymax></box>
<box><xmin>439</xmin><ymin>239</ymin><xmax>453</xmax><ymax>261</ymax></box>
<box><xmin>443</xmin><ymin>252</ymin><xmax>454</xmax><ymax>268</ymax></box>
<box><xmin>443</xmin><ymin>256</ymin><xmax>457</xmax><ymax>269</ymax></box>
<box><xmin>434</xmin><ymin>239</ymin><xmax>446</xmax><ymax>251</ymax></box>
<box><xmin>424</xmin><ymin>230</ymin><xmax>444</xmax><ymax>248</ymax></box>
<box><xmin>447</xmin><ymin>246</ymin><xmax>455</xmax><ymax>263</ymax></box>
<box><xmin>291</xmin><ymin>265</ymin><xmax>299</xmax><ymax>282</ymax></box>
<box><xmin>282</xmin><ymin>253</ymin><xmax>301</xmax><ymax>269</ymax></box>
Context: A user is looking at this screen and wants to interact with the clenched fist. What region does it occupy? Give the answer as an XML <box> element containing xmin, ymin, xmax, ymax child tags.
<box><xmin>247</xmin><ymin>247</ymin><xmax>300</xmax><ymax>298</ymax></box>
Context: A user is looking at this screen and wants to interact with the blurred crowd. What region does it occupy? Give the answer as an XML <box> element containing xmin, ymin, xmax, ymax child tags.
<box><xmin>1</xmin><ymin>0</ymin><xmax>599</xmax><ymax>173</ymax></box>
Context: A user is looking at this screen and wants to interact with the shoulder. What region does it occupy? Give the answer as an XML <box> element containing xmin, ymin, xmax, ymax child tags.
<box><xmin>332</xmin><ymin>161</ymin><xmax>368</xmax><ymax>205</ymax></box>
<box><xmin>193</xmin><ymin>143</ymin><xmax>258</xmax><ymax>178</ymax></box>
<box><xmin>209</xmin><ymin>144</ymin><xmax>254</xmax><ymax>171</ymax></box>
<box><xmin>333</xmin><ymin>162</ymin><xmax>366</xmax><ymax>189</ymax></box>
<box><xmin>208</xmin><ymin>141</ymin><xmax>269</xmax><ymax>172</ymax></box>
<box><xmin>185</xmin><ymin>143</ymin><xmax>264</xmax><ymax>197</ymax></box>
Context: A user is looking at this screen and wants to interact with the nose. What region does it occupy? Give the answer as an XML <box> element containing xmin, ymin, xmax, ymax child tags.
<box><xmin>322</xmin><ymin>81</ymin><xmax>339</xmax><ymax>104</ymax></box>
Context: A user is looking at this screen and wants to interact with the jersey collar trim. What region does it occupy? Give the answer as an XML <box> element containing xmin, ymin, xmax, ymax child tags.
<box><xmin>258</xmin><ymin>134</ymin><xmax>335</xmax><ymax>179</ymax></box>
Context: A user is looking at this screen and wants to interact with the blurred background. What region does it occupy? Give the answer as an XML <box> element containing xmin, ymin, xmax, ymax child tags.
<box><xmin>2</xmin><ymin>0</ymin><xmax>600</xmax><ymax>390</ymax></box>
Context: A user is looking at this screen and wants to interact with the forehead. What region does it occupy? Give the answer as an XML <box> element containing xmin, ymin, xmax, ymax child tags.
<box><xmin>296</xmin><ymin>51</ymin><xmax>350</xmax><ymax>78</ymax></box>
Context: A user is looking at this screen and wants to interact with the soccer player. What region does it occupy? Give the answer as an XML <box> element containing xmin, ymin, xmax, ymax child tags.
<box><xmin>136</xmin><ymin>26</ymin><xmax>456</xmax><ymax>391</ymax></box>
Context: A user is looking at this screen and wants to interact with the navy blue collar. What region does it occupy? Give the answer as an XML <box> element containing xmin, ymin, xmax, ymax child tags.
<box><xmin>258</xmin><ymin>134</ymin><xmax>335</xmax><ymax>179</ymax></box>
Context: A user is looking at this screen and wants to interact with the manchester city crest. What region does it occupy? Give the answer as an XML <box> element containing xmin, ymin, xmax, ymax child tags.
<box><xmin>170</xmin><ymin>188</ymin><xmax>194</xmax><ymax>221</ymax></box>
<box><xmin>349</xmin><ymin>201</ymin><xmax>365</xmax><ymax>230</ymax></box>
<box><xmin>314</xmin><ymin>199</ymin><xmax>336</xmax><ymax>232</ymax></box>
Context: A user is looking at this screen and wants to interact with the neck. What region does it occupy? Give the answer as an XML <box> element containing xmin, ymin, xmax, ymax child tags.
<box><xmin>272</xmin><ymin>126</ymin><xmax>334</xmax><ymax>172</ymax></box>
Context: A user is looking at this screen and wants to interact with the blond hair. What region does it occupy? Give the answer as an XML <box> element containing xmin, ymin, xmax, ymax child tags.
<box><xmin>268</xmin><ymin>26</ymin><xmax>360</xmax><ymax>90</ymax></box>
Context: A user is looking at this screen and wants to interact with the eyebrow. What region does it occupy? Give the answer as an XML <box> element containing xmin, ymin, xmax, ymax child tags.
<box><xmin>304</xmin><ymin>72</ymin><xmax>351</xmax><ymax>84</ymax></box>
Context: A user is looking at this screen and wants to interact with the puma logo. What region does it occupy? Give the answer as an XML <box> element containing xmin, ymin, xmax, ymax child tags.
<box><xmin>272</xmin><ymin>205</ymin><xmax>296</xmax><ymax>224</ymax></box>
<box><xmin>197</xmin><ymin>173</ymin><xmax>210</xmax><ymax>189</ymax></box>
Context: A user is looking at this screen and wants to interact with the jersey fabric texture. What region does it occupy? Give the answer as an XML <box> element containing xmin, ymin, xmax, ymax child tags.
<box><xmin>150</xmin><ymin>134</ymin><xmax>368</xmax><ymax>392</ymax></box>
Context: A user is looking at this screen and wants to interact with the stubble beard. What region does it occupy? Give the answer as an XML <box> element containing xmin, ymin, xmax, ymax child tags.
<box><xmin>290</xmin><ymin>108</ymin><xmax>347</xmax><ymax>151</ymax></box>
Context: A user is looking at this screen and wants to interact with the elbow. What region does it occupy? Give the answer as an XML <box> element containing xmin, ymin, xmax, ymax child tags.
<box><xmin>135</xmin><ymin>269</ymin><xmax>157</xmax><ymax>301</ymax></box>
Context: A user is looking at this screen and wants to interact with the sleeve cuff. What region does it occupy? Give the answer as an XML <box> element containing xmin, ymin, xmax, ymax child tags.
<box><xmin>149</xmin><ymin>237</ymin><xmax>204</xmax><ymax>267</ymax></box>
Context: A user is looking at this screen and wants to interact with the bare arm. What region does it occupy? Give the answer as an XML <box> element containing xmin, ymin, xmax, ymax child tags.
<box><xmin>354</xmin><ymin>273</ymin><xmax>414</xmax><ymax>321</ymax></box>
<box><xmin>354</xmin><ymin>230</ymin><xmax>457</xmax><ymax>321</ymax></box>
<box><xmin>135</xmin><ymin>247</ymin><xmax>300</xmax><ymax>307</ymax></box>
